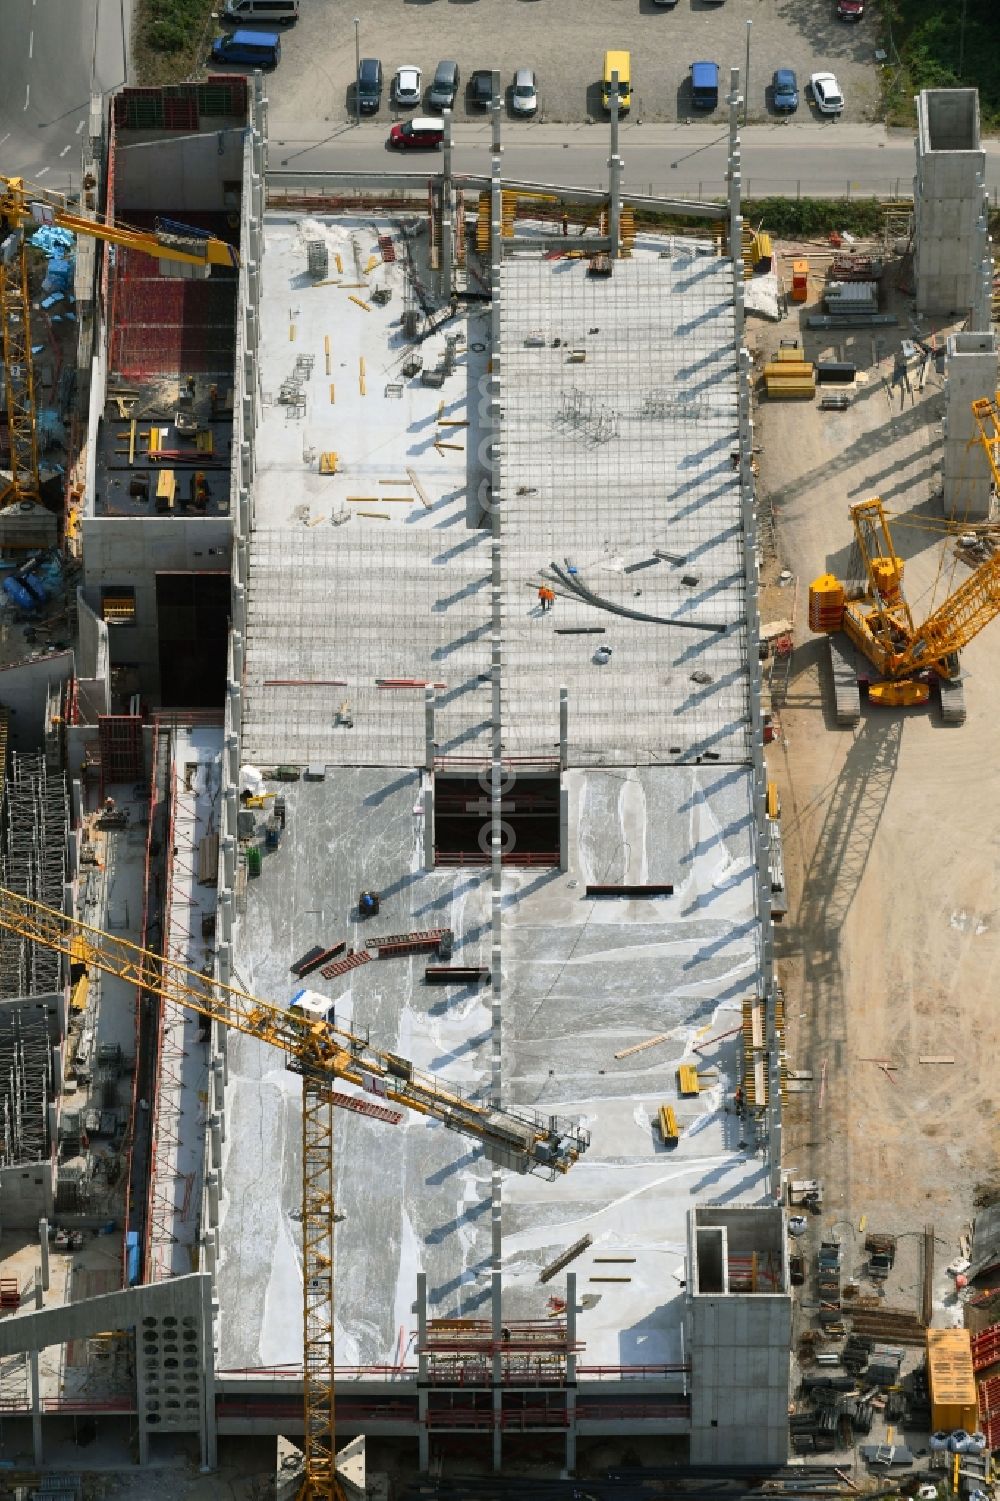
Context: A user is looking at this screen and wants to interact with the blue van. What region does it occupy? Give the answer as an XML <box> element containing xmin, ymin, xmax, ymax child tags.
<box><xmin>690</xmin><ymin>61</ymin><xmax>719</xmax><ymax>110</ymax></box>
<box><xmin>211</xmin><ymin>29</ymin><xmax>281</xmax><ymax>68</ymax></box>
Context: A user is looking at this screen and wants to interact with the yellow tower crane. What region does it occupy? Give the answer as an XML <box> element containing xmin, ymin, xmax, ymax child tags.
<box><xmin>0</xmin><ymin>886</ymin><xmax>589</xmax><ymax>1499</ymax></box>
<box><xmin>0</xmin><ymin>173</ymin><xmax>239</xmax><ymax>507</ymax></box>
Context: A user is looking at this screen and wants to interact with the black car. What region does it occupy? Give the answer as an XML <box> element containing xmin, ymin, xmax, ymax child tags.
<box><xmin>357</xmin><ymin>57</ymin><xmax>383</xmax><ymax>114</ymax></box>
<box><xmin>469</xmin><ymin>69</ymin><xmax>494</xmax><ymax>108</ymax></box>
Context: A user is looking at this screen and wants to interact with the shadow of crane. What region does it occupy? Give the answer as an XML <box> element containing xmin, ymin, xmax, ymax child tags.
<box><xmin>779</xmin><ymin>713</ymin><xmax>903</xmax><ymax>1204</ymax></box>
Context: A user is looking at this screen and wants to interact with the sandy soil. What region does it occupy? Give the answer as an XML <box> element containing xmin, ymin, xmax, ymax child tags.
<box><xmin>752</xmin><ymin>249</ymin><xmax>1000</xmax><ymax>1317</ymax></box>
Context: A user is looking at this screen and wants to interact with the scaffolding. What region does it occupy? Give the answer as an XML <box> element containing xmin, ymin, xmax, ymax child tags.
<box><xmin>0</xmin><ymin>752</ymin><xmax>69</xmax><ymax>998</ymax></box>
<box><xmin>0</xmin><ymin>1007</ymin><xmax>51</xmax><ymax>1166</ymax></box>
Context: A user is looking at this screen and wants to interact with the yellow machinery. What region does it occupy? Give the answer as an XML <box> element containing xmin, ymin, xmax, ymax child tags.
<box><xmin>0</xmin><ymin>174</ymin><xmax>239</xmax><ymax>506</ymax></box>
<box><xmin>809</xmin><ymin>491</ymin><xmax>1000</xmax><ymax>726</ymax></box>
<box><xmin>0</xmin><ymin>886</ymin><xmax>589</xmax><ymax>1499</ymax></box>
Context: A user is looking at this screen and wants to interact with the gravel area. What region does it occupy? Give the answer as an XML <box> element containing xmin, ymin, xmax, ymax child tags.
<box><xmin>260</xmin><ymin>0</ymin><xmax>882</xmax><ymax>127</ymax></box>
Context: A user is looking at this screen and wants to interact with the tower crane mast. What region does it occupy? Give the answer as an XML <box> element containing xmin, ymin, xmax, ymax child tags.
<box><xmin>0</xmin><ymin>886</ymin><xmax>589</xmax><ymax>1499</ymax></box>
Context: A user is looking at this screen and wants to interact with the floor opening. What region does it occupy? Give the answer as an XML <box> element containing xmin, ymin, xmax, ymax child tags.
<box><xmin>155</xmin><ymin>571</ymin><xmax>230</xmax><ymax>707</ymax></box>
<box><xmin>434</xmin><ymin>773</ymin><xmax>560</xmax><ymax>867</ymax></box>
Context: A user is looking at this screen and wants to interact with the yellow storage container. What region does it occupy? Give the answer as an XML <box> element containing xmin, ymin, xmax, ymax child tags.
<box><xmin>766</xmin><ymin>781</ymin><xmax>780</xmax><ymax>820</ymax></box>
<box><xmin>927</xmin><ymin>1328</ymin><xmax>977</xmax><ymax>1434</ymax></box>
<box><xmin>659</xmin><ymin>1104</ymin><xmax>679</xmax><ymax>1142</ymax></box>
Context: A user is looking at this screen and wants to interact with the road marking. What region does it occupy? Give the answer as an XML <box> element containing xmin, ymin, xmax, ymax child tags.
<box><xmin>60</xmin><ymin>145</ymin><xmax>72</xmax><ymax>158</ymax></box>
<box><xmin>0</xmin><ymin>135</ymin><xmax>9</xmax><ymax>150</ymax></box>
<box><xmin>76</xmin><ymin>120</ymin><xmax>86</xmax><ymax>135</ymax></box>
<box><xmin>24</xmin><ymin>85</ymin><xmax>30</xmax><ymax>112</ymax></box>
<box><xmin>36</xmin><ymin>167</ymin><xmax>49</xmax><ymax>178</ymax></box>
<box><xmin>29</xmin><ymin>30</ymin><xmax>33</xmax><ymax>58</ymax></box>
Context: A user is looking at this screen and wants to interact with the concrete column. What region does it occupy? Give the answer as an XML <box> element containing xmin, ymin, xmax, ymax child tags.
<box><xmin>29</xmin><ymin>1348</ymin><xmax>43</xmax><ymax>1464</ymax></box>
<box><xmin>233</xmin><ymin>583</ymin><xmax>246</xmax><ymax>634</ymax></box>
<box><xmin>559</xmin><ymin>785</ymin><xmax>569</xmax><ymax>875</ymax></box>
<box><xmin>423</xmin><ymin>782</ymin><xmax>434</xmax><ymax>870</ymax></box>
<box><xmin>943</xmin><ymin>331</ymin><xmax>998</xmax><ymax>519</ymax></box>
<box><xmin>71</xmin><ymin>778</ymin><xmax>83</xmax><ymax>828</ymax></box>
<box><xmin>607</xmin><ymin>78</ymin><xmax>623</xmax><ymax>259</ymax></box>
<box><xmin>416</xmin><ymin>1271</ymin><xmax>429</xmax><ymax>1470</ymax></box>
<box><xmin>201</xmin><ymin>1227</ymin><xmax>217</xmax><ymax>1277</ymax></box>
<box><xmin>441</xmin><ymin>109</ymin><xmax>454</xmax><ymax>296</ymax></box>
<box><xmin>424</xmin><ymin>688</ymin><xmax>435</xmax><ymax>770</ymax></box>
<box><xmin>565</xmin><ymin>1270</ymin><xmax>578</xmax><ymax>1472</ymax></box>
<box><xmin>232</xmin><ymin>631</ymin><xmax>244</xmax><ymax>683</ymax></box>
<box><xmin>215</xmin><ymin>1022</ymin><xmax>228</xmax><ymax>1083</ymax></box>
<box><xmin>38</xmin><ymin>1220</ymin><xmax>49</xmax><ymax>1294</ymax></box>
<box><xmin>559</xmin><ymin>687</ymin><xmax>569</xmax><ymax>769</ymax></box>
<box><xmin>50</xmin><ymin>1042</ymin><xmax>62</xmax><ymax>1095</ymax></box>
<box><xmin>201</xmin><ymin>1264</ymin><xmax>218</xmax><ymax>1471</ymax></box>
<box><xmin>219</xmin><ymin>890</ymin><xmax>233</xmax><ymax>945</ymax></box>
<box><xmin>222</xmin><ymin>835</ymin><xmax>236</xmax><ymax>890</ymax></box>
<box><xmin>218</xmin><ymin>940</ymin><xmax>232</xmax><ymax>988</ymax></box>
<box><xmin>210</xmin><ymin>1113</ymin><xmax>222</xmax><ymax>1170</ymax></box>
<box><xmin>212</xmin><ymin>1057</ymin><xmax>225</xmax><ymax>1114</ymax></box>
<box><xmin>207</xmin><ymin>1170</ymin><xmax>220</xmax><ymax>1227</ymax></box>
<box><xmin>224</xmin><ymin>786</ymin><xmax>238</xmax><ymax>840</ymax></box>
<box><xmin>491</xmin><ymin>1266</ymin><xmax>502</xmax><ymax>1473</ymax></box>
<box><xmin>225</xmin><ymin>732</ymin><xmax>238</xmax><ymax>784</ymax></box>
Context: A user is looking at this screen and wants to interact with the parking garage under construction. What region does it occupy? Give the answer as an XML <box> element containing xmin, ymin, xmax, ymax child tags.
<box><xmin>0</xmin><ymin>69</ymin><xmax>792</xmax><ymax>1485</ymax></box>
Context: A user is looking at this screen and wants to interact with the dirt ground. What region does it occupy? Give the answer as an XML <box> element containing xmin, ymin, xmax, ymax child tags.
<box><xmin>751</xmin><ymin>243</ymin><xmax>1000</xmax><ymax>1325</ymax></box>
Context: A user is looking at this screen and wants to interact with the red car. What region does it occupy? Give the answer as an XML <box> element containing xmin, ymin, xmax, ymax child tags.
<box><xmin>389</xmin><ymin>119</ymin><xmax>444</xmax><ymax>150</ymax></box>
<box><xmin>837</xmin><ymin>0</ymin><xmax>864</xmax><ymax>18</ymax></box>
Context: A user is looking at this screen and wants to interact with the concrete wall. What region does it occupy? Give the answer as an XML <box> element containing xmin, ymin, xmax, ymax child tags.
<box><xmin>76</xmin><ymin>590</ymin><xmax>111</xmax><ymax>721</ymax></box>
<box><xmin>914</xmin><ymin>90</ymin><xmax>988</xmax><ymax>318</ymax></box>
<box><xmin>114</xmin><ymin>129</ymin><xmax>246</xmax><ymax>213</ymax></box>
<box><xmin>686</xmin><ymin>1205</ymin><xmax>791</xmax><ymax>1464</ymax></box>
<box><xmin>0</xmin><ymin>1159</ymin><xmax>55</xmax><ymax>1230</ymax></box>
<box><xmin>687</xmin><ymin>1291</ymin><xmax>792</xmax><ymax>1464</ymax></box>
<box><xmin>943</xmin><ymin>332</ymin><xmax>999</xmax><ymax>520</ymax></box>
<box><xmin>80</xmin><ymin>517</ymin><xmax>232</xmax><ymax>701</ymax></box>
<box><xmin>0</xmin><ymin>652</ymin><xmax>74</xmax><ymax>751</ymax></box>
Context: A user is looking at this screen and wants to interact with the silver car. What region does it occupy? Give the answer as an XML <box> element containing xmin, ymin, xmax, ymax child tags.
<box><xmin>511</xmin><ymin>68</ymin><xmax>537</xmax><ymax>116</ymax></box>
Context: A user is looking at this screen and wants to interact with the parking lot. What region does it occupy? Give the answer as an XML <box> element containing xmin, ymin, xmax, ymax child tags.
<box><xmin>260</xmin><ymin>0</ymin><xmax>881</xmax><ymax>129</ymax></box>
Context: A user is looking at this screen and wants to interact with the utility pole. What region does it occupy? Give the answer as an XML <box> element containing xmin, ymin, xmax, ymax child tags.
<box><xmin>744</xmin><ymin>20</ymin><xmax>752</xmax><ymax>127</ymax></box>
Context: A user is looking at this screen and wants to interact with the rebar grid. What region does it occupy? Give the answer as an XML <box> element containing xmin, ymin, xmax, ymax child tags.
<box><xmin>497</xmin><ymin>252</ymin><xmax>750</xmax><ymax>763</ymax></box>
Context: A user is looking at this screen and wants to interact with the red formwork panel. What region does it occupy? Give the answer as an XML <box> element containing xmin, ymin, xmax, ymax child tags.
<box><xmin>109</xmin><ymin>247</ymin><xmax>238</xmax><ymax>380</ymax></box>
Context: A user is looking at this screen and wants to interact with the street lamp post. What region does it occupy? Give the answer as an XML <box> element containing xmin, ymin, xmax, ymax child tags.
<box><xmin>744</xmin><ymin>19</ymin><xmax>751</xmax><ymax>128</ymax></box>
<box><xmin>354</xmin><ymin>17</ymin><xmax>361</xmax><ymax>127</ymax></box>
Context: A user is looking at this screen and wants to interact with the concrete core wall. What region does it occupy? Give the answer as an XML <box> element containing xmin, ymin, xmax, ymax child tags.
<box><xmin>943</xmin><ymin>331</ymin><xmax>999</xmax><ymax>520</ymax></box>
<box><xmin>913</xmin><ymin>89</ymin><xmax>987</xmax><ymax>318</ymax></box>
<box><xmin>686</xmin><ymin>1205</ymin><xmax>791</xmax><ymax>1465</ymax></box>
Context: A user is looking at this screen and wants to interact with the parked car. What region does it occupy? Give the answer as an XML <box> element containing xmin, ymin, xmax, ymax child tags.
<box><xmin>357</xmin><ymin>57</ymin><xmax>383</xmax><ymax>115</ymax></box>
<box><xmin>389</xmin><ymin>118</ymin><xmax>444</xmax><ymax>151</ymax></box>
<box><xmin>221</xmin><ymin>0</ymin><xmax>298</xmax><ymax>24</ymax></box>
<box><xmin>690</xmin><ymin>60</ymin><xmax>719</xmax><ymax>111</ymax></box>
<box><xmin>469</xmin><ymin>69</ymin><xmax>494</xmax><ymax>108</ymax></box>
<box><xmin>210</xmin><ymin>29</ymin><xmax>280</xmax><ymax>68</ymax></box>
<box><xmin>429</xmin><ymin>60</ymin><xmax>460</xmax><ymax>110</ymax></box>
<box><xmin>393</xmin><ymin>65</ymin><xmax>422</xmax><ymax>107</ymax></box>
<box><xmin>771</xmin><ymin>68</ymin><xmax>799</xmax><ymax>113</ymax></box>
<box><xmin>837</xmin><ymin>0</ymin><xmax>865</xmax><ymax>18</ymax></box>
<box><xmin>511</xmin><ymin>68</ymin><xmax>538</xmax><ymax>116</ymax></box>
<box><xmin>809</xmin><ymin>72</ymin><xmax>844</xmax><ymax>114</ymax></box>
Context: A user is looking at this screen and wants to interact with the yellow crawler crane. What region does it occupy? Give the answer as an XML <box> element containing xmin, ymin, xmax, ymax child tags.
<box><xmin>0</xmin><ymin>173</ymin><xmax>239</xmax><ymax>506</ymax></box>
<box><xmin>809</xmin><ymin>488</ymin><xmax>1000</xmax><ymax>726</ymax></box>
<box><xmin>0</xmin><ymin>887</ymin><xmax>589</xmax><ymax>1499</ymax></box>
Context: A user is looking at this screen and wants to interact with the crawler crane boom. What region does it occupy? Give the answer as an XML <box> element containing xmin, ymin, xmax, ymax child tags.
<box><xmin>0</xmin><ymin>886</ymin><xmax>589</xmax><ymax>1499</ymax></box>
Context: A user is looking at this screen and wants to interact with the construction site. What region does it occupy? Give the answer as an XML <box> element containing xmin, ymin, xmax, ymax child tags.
<box><xmin>0</xmin><ymin>49</ymin><xmax>996</xmax><ymax>1501</ymax></box>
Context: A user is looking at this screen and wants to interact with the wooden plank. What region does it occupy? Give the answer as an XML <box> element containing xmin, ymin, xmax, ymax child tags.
<box><xmin>918</xmin><ymin>1055</ymin><xmax>955</xmax><ymax>1064</ymax></box>
<box><xmin>614</xmin><ymin>1031</ymin><xmax>673</xmax><ymax>1061</ymax></box>
<box><xmin>539</xmin><ymin>1234</ymin><xmax>593</xmax><ymax>1285</ymax></box>
<box><xmin>406</xmin><ymin>466</ymin><xmax>433</xmax><ymax>510</ymax></box>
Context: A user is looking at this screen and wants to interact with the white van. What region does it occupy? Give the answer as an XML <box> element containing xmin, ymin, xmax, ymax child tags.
<box><xmin>222</xmin><ymin>0</ymin><xmax>299</xmax><ymax>25</ymax></box>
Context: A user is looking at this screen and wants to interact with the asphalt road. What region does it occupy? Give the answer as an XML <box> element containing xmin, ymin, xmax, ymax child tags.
<box><xmin>269</xmin><ymin>121</ymin><xmax>1000</xmax><ymax>202</ymax></box>
<box><xmin>0</xmin><ymin>0</ymin><xmax>132</xmax><ymax>190</ymax></box>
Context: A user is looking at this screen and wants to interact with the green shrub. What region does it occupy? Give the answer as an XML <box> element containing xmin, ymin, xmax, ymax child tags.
<box><xmin>879</xmin><ymin>0</ymin><xmax>1000</xmax><ymax>130</ymax></box>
